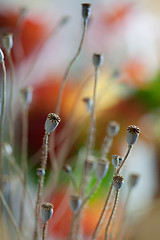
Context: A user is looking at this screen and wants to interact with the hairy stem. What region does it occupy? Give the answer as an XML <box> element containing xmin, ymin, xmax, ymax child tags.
<box><xmin>105</xmin><ymin>190</ymin><xmax>119</xmax><ymax>240</ymax></box>
<box><xmin>116</xmin><ymin>145</ymin><xmax>132</xmax><ymax>174</ymax></box>
<box><xmin>42</xmin><ymin>222</ymin><xmax>47</xmax><ymax>240</ymax></box>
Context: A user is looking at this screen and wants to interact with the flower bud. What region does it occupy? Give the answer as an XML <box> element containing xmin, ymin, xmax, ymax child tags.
<box><xmin>69</xmin><ymin>195</ymin><xmax>82</xmax><ymax>212</ymax></box>
<box><xmin>20</xmin><ymin>87</ymin><xmax>33</xmax><ymax>106</ymax></box>
<box><xmin>107</xmin><ymin>121</ymin><xmax>120</xmax><ymax>138</ymax></box>
<box><xmin>82</xmin><ymin>3</ymin><xmax>91</xmax><ymax>22</ymax></box>
<box><xmin>113</xmin><ymin>175</ymin><xmax>124</xmax><ymax>190</ymax></box>
<box><xmin>82</xmin><ymin>97</ymin><xmax>93</xmax><ymax>113</ymax></box>
<box><xmin>112</xmin><ymin>155</ymin><xmax>119</xmax><ymax>169</ymax></box>
<box><xmin>45</xmin><ymin>113</ymin><xmax>61</xmax><ymax>133</ymax></box>
<box><xmin>85</xmin><ymin>155</ymin><xmax>96</xmax><ymax>174</ymax></box>
<box><xmin>96</xmin><ymin>157</ymin><xmax>109</xmax><ymax>179</ymax></box>
<box><xmin>37</xmin><ymin>168</ymin><xmax>45</xmax><ymax>177</ymax></box>
<box><xmin>2</xmin><ymin>33</ymin><xmax>13</xmax><ymax>52</ymax></box>
<box><xmin>128</xmin><ymin>174</ymin><xmax>140</xmax><ymax>188</ymax></box>
<box><xmin>0</xmin><ymin>48</ymin><xmax>4</xmax><ymax>63</ymax></box>
<box><xmin>92</xmin><ymin>54</ymin><xmax>103</xmax><ymax>68</ymax></box>
<box><xmin>63</xmin><ymin>164</ymin><xmax>72</xmax><ymax>173</ymax></box>
<box><xmin>127</xmin><ymin>125</ymin><xmax>140</xmax><ymax>145</ymax></box>
<box><xmin>41</xmin><ymin>203</ymin><xmax>54</xmax><ymax>223</ymax></box>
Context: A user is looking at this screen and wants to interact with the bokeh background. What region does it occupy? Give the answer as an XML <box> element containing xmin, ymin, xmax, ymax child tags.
<box><xmin>1</xmin><ymin>0</ymin><xmax>160</xmax><ymax>239</ymax></box>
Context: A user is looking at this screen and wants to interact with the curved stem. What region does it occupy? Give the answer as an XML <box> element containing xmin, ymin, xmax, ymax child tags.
<box><xmin>49</xmin><ymin>19</ymin><xmax>87</xmax><ymax>174</ymax></box>
<box><xmin>0</xmin><ymin>61</ymin><xmax>6</xmax><ymax>239</ymax></box>
<box><xmin>116</xmin><ymin>145</ymin><xmax>132</xmax><ymax>174</ymax></box>
<box><xmin>19</xmin><ymin>105</ymin><xmax>29</xmax><ymax>231</ymax></box>
<box><xmin>91</xmin><ymin>182</ymin><xmax>113</xmax><ymax>240</ymax></box>
<box><xmin>105</xmin><ymin>190</ymin><xmax>119</xmax><ymax>240</ymax></box>
<box><xmin>6</xmin><ymin>50</ymin><xmax>15</xmax><ymax>149</ymax></box>
<box><xmin>0</xmin><ymin>190</ymin><xmax>22</xmax><ymax>240</ymax></box>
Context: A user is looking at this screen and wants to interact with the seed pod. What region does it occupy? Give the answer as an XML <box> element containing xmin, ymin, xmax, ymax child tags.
<box><xmin>37</xmin><ymin>168</ymin><xmax>45</xmax><ymax>177</ymax></box>
<box><xmin>20</xmin><ymin>87</ymin><xmax>33</xmax><ymax>106</ymax></box>
<box><xmin>113</xmin><ymin>175</ymin><xmax>124</xmax><ymax>190</ymax></box>
<box><xmin>82</xmin><ymin>97</ymin><xmax>93</xmax><ymax>113</ymax></box>
<box><xmin>112</xmin><ymin>155</ymin><xmax>119</xmax><ymax>169</ymax></box>
<box><xmin>127</xmin><ymin>125</ymin><xmax>140</xmax><ymax>145</ymax></box>
<box><xmin>128</xmin><ymin>174</ymin><xmax>140</xmax><ymax>188</ymax></box>
<box><xmin>81</xmin><ymin>3</ymin><xmax>91</xmax><ymax>22</ymax></box>
<box><xmin>0</xmin><ymin>48</ymin><xmax>4</xmax><ymax>63</ymax></box>
<box><xmin>69</xmin><ymin>195</ymin><xmax>82</xmax><ymax>212</ymax></box>
<box><xmin>118</xmin><ymin>157</ymin><xmax>123</xmax><ymax>166</ymax></box>
<box><xmin>92</xmin><ymin>54</ymin><xmax>103</xmax><ymax>68</ymax></box>
<box><xmin>45</xmin><ymin>113</ymin><xmax>61</xmax><ymax>133</ymax></box>
<box><xmin>4</xmin><ymin>143</ymin><xmax>13</xmax><ymax>155</ymax></box>
<box><xmin>2</xmin><ymin>33</ymin><xmax>13</xmax><ymax>52</ymax></box>
<box><xmin>107</xmin><ymin>121</ymin><xmax>120</xmax><ymax>138</ymax></box>
<box><xmin>96</xmin><ymin>157</ymin><xmax>109</xmax><ymax>179</ymax></box>
<box><xmin>41</xmin><ymin>203</ymin><xmax>54</xmax><ymax>223</ymax></box>
<box><xmin>85</xmin><ymin>155</ymin><xmax>96</xmax><ymax>174</ymax></box>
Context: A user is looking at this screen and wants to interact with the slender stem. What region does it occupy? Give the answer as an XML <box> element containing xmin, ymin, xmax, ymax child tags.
<box><xmin>91</xmin><ymin>182</ymin><xmax>113</xmax><ymax>240</ymax></box>
<box><xmin>105</xmin><ymin>190</ymin><xmax>119</xmax><ymax>240</ymax></box>
<box><xmin>0</xmin><ymin>190</ymin><xmax>23</xmax><ymax>240</ymax></box>
<box><xmin>68</xmin><ymin>213</ymin><xmax>77</xmax><ymax>240</ymax></box>
<box><xmin>101</xmin><ymin>136</ymin><xmax>113</xmax><ymax>158</ymax></box>
<box><xmin>80</xmin><ymin>66</ymin><xmax>98</xmax><ymax>197</ymax></box>
<box><xmin>6</xmin><ymin>50</ymin><xmax>15</xmax><ymax>149</ymax></box>
<box><xmin>0</xmin><ymin>61</ymin><xmax>6</xmax><ymax>239</ymax></box>
<box><xmin>34</xmin><ymin>132</ymin><xmax>49</xmax><ymax>240</ymax></box>
<box><xmin>69</xmin><ymin>172</ymin><xmax>78</xmax><ymax>193</ymax></box>
<box><xmin>42</xmin><ymin>222</ymin><xmax>47</xmax><ymax>240</ymax></box>
<box><xmin>116</xmin><ymin>145</ymin><xmax>132</xmax><ymax>174</ymax></box>
<box><xmin>19</xmin><ymin>105</ymin><xmax>29</xmax><ymax>232</ymax></box>
<box><xmin>49</xmin><ymin>19</ymin><xmax>87</xmax><ymax>174</ymax></box>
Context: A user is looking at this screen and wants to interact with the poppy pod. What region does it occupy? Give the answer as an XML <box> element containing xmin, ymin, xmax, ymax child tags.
<box><xmin>85</xmin><ymin>155</ymin><xmax>96</xmax><ymax>174</ymax></box>
<box><xmin>127</xmin><ymin>125</ymin><xmax>140</xmax><ymax>145</ymax></box>
<box><xmin>2</xmin><ymin>33</ymin><xmax>13</xmax><ymax>52</ymax></box>
<box><xmin>96</xmin><ymin>157</ymin><xmax>109</xmax><ymax>179</ymax></box>
<box><xmin>128</xmin><ymin>173</ymin><xmax>140</xmax><ymax>188</ymax></box>
<box><xmin>107</xmin><ymin>121</ymin><xmax>120</xmax><ymax>138</ymax></box>
<box><xmin>41</xmin><ymin>203</ymin><xmax>54</xmax><ymax>223</ymax></box>
<box><xmin>36</xmin><ymin>168</ymin><xmax>45</xmax><ymax>177</ymax></box>
<box><xmin>81</xmin><ymin>3</ymin><xmax>91</xmax><ymax>22</ymax></box>
<box><xmin>20</xmin><ymin>87</ymin><xmax>33</xmax><ymax>106</ymax></box>
<box><xmin>45</xmin><ymin>113</ymin><xmax>61</xmax><ymax>133</ymax></box>
<box><xmin>69</xmin><ymin>195</ymin><xmax>82</xmax><ymax>212</ymax></box>
<box><xmin>92</xmin><ymin>54</ymin><xmax>103</xmax><ymax>68</ymax></box>
<box><xmin>112</xmin><ymin>155</ymin><xmax>119</xmax><ymax>169</ymax></box>
<box><xmin>113</xmin><ymin>175</ymin><xmax>124</xmax><ymax>190</ymax></box>
<box><xmin>0</xmin><ymin>48</ymin><xmax>4</xmax><ymax>63</ymax></box>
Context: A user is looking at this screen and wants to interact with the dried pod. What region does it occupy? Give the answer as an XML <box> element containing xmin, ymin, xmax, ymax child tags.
<box><xmin>63</xmin><ymin>164</ymin><xmax>72</xmax><ymax>173</ymax></box>
<box><xmin>41</xmin><ymin>203</ymin><xmax>54</xmax><ymax>223</ymax></box>
<box><xmin>37</xmin><ymin>168</ymin><xmax>45</xmax><ymax>177</ymax></box>
<box><xmin>0</xmin><ymin>48</ymin><xmax>4</xmax><ymax>63</ymax></box>
<box><xmin>20</xmin><ymin>87</ymin><xmax>33</xmax><ymax>106</ymax></box>
<box><xmin>45</xmin><ymin>113</ymin><xmax>61</xmax><ymax>133</ymax></box>
<box><xmin>128</xmin><ymin>174</ymin><xmax>140</xmax><ymax>188</ymax></box>
<box><xmin>127</xmin><ymin>125</ymin><xmax>140</xmax><ymax>145</ymax></box>
<box><xmin>96</xmin><ymin>157</ymin><xmax>109</xmax><ymax>179</ymax></box>
<box><xmin>2</xmin><ymin>33</ymin><xmax>13</xmax><ymax>52</ymax></box>
<box><xmin>85</xmin><ymin>155</ymin><xmax>96</xmax><ymax>174</ymax></box>
<box><xmin>69</xmin><ymin>195</ymin><xmax>82</xmax><ymax>212</ymax></box>
<box><xmin>118</xmin><ymin>157</ymin><xmax>123</xmax><ymax>166</ymax></box>
<box><xmin>81</xmin><ymin>3</ymin><xmax>91</xmax><ymax>22</ymax></box>
<box><xmin>82</xmin><ymin>97</ymin><xmax>93</xmax><ymax>113</ymax></box>
<box><xmin>112</xmin><ymin>155</ymin><xmax>119</xmax><ymax>169</ymax></box>
<box><xmin>113</xmin><ymin>175</ymin><xmax>124</xmax><ymax>190</ymax></box>
<box><xmin>107</xmin><ymin>121</ymin><xmax>120</xmax><ymax>138</ymax></box>
<box><xmin>92</xmin><ymin>54</ymin><xmax>103</xmax><ymax>68</ymax></box>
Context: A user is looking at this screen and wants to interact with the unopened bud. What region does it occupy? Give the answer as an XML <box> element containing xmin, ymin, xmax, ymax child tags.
<box><xmin>2</xmin><ymin>33</ymin><xmax>13</xmax><ymax>52</ymax></box>
<box><xmin>127</xmin><ymin>125</ymin><xmax>140</xmax><ymax>145</ymax></box>
<box><xmin>45</xmin><ymin>113</ymin><xmax>61</xmax><ymax>133</ymax></box>
<box><xmin>69</xmin><ymin>195</ymin><xmax>82</xmax><ymax>212</ymax></box>
<box><xmin>92</xmin><ymin>54</ymin><xmax>103</xmax><ymax>68</ymax></box>
<box><xmin>37</xmin><ymin>168</ymin><xmax>45</xmax><ymax>177</ymax></box>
